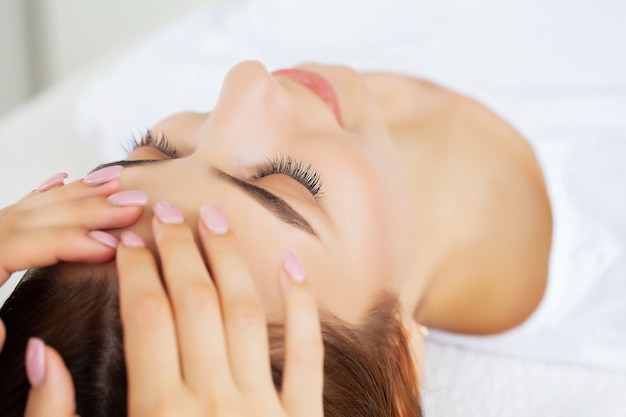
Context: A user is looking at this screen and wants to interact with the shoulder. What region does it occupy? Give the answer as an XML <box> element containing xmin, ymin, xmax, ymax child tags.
<box><xmin>408</xmin><ymin>87</ymin><xmax>553</xmax><ymax>335</ymax></box>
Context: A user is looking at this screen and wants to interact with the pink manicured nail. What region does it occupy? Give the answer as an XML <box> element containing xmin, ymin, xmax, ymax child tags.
<box><xmin>153</xmin><ymin>201</ymin><xmax>184</xmax><ymax>224</ymax></box>
<box><xmin>107</xmin><ymin>190</ymin><xmax>148</xmax><ymax>206</ymax></box>
<box><xmin>25</xmin><ymin>338</ymin><xmax>46</xmax><ymax>388</ymax></box>
<box><xmin>36</xmin><ymin>172</ymin><xmax>68</xmax><ymax>193</ymax></box>
<box><xmin>281</xmin><ymin>251</ymin><xmax>306</xmax><ymax>282</ymax></box>
<box><xmin>200</xmin><ymin>205</ymin><xmax>229</xmax><ymax>234</ymax></box>
<box><xmin>83</xmin><ymin>165</ymin><xmax>123</xmax><ymax>186</ymax></box>
<box><xmin>120</xmin><ymin>231</ymin><xmax>146</xmax><ymax>248</ymax></box>
<box><xmin>88</xmin><ymin>230</ymin><xmax>119</xmax><ymax>249</ymax></box>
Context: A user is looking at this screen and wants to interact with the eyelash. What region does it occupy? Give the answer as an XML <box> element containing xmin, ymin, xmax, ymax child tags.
<box><xmin>126</xmin><ymin>132</ymin><xmax>323</xmax><ymax>197</ymax></box>
<box><xmin>125</xmin><ymin>130</ymin><xmax>177</xmax><ymax>158</ymax></box>
<box><xmin>253</xmin><ymin>154</ymin><xmax>324</xmax><ymax>197</ymax></box>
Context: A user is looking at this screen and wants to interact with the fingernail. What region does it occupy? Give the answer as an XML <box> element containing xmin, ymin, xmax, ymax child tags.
<box><xmin>107</xmin><ymin>190</ymin><xmax>148</xmax><ymax>206</ymax></box>
<box><xmin>120</xmin><ymin>231</ymin><xmax>146</xmax><ymax>248</ymax></box>
<box><xmin>25</xmin><ymin>338</ymin><xmax>46</xmax><ymax>388</ymax></box>
<box><xmin>36</xmin><ymin>172</ymin><xmax>68</xmax><ymax>193</ymax></box>
<box><xmin>88</xmin><ymin>230</ymin><xmax>119</xmax><ymax>249</ymax></box>
<box><xmin>153</xmin><ymin>201</ymin><xmax>184</xmax><ymax>224</ymax></box>
<box><xmin>281</xmin><ymin>251</ymin><xmax>306</xmax><ymax>282</ymax></box>
<box><xmin>83</xmin><ymin>165</ymin><xmax>123</xmax><ymax>186</ymax></box>
<box><xmin>200</xmin><ymin>205</ymin><xmax>229</xmax><ymax>234</ymax></box>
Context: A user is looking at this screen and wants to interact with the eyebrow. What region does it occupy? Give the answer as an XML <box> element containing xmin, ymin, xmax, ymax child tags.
<box><xmin>88</xmin><ymin>159</ymin><xmax>169</xmax><ymax>174</ymax></box>
<box><xmin>88</xmin><ymin>159</ymin><xmax>319</xmax><ymax>237</ymax></box>
<box><xmin>214</xmin><ymin>169</ymin><xmax>319</xmax><ymax>238</ymax></box>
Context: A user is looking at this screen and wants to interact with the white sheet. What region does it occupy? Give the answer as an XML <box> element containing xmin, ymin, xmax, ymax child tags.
<box><xmin>422</xmin><ymin>340</ymin><xmax>626</xmax><ymax>416</ymax></box>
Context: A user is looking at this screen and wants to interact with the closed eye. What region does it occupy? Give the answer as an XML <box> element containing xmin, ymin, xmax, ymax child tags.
<box><xmin>124</xmin><ymin>130</ymin><xmax>178</xmax><ymax>159</ymax></box>
<box><xmin>253</xmin><ymin>154</ymin><xmax>324</xmax><ymax>198</ymax></box>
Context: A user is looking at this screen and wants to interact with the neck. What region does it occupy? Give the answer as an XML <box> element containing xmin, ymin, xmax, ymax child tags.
<box><xmin>362</xmin><ymin>72</ymin><xmax>552</xmax><ymax>333</ymax></box>
<box><xmin>363</xmin><ymin>73</ymin><xmax>458</xmax><ymax>314</ymax></box>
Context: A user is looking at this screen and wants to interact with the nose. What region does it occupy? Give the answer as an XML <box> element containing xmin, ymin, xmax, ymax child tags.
<box><xmin>217</xmin><ymin>60</ymin><xmax>294</xmax><ymax>122</ymax></box>
<box><xmin>195</xmin><ymin>61</ymin><xmax>295</xmax><ymax>160</ymax></box>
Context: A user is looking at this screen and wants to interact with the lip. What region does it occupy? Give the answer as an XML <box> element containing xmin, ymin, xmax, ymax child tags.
<box><xmin>272</xmin><ymin>68</ymin><xmax>342</xmax><ymax>125</ymax></box>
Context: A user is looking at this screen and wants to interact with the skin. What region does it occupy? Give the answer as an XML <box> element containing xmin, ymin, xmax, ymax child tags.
<box><xmin>0</xmin><ymin>177</ymin><xmax>140</xmax><ymax>416</ymax></box>
<box><xmin>111</xmin><ymin>61</ymin><xmax>417</xmax><ymax>325</ymax></box>
<box><xmin>110</xmin><ymin>60</ymin><xmax>552</xmax><ymax>335</ymax></box>
<box><xmin>0</xmin><ymin>175</ymin><xmax>326</xmax><ymax>416</ymax></box>
<box><xmin>0</xmin><ymin>59</ymin><xmax>552</xmax><ymax>414</ymax></box>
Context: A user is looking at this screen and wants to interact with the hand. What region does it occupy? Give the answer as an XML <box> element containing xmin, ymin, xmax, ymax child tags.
<box><xmin>0</xmin><ymin>166</ymin><xmax>145</xmax><ymax>416</ymax></box>
<box><xmin>12</xmin><ymin>201</ymin><xmax>323</xmax><ymax>416</ymax></box>
<box><xmin>115</xmin><ymin>202</ymin><xmax>324</xmax><ymax>417</ymax></box>
<box><xmin>0</xmin><ymin>167</ymin><xmax>147</xmax><ymax>284</ymax></box>
<box><xmin>0</xmin><ymin>320</ymin><xmax>78</xmax><ymax>417</ymax></box>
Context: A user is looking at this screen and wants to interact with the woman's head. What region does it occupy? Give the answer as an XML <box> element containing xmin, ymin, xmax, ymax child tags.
<box><xmin>0</xmin><ymin>60</ymin><xmax>423</xmax><ymax>415</ymax></box>
<box><xmin>98</xmin><ymin>61</ymin><xmax>416</xmax><ymax>324</ymax></box>
<box><xmin>0</xmin><ymin>264</ymin><xmax>422</xmax><ymax>416</ymax></box>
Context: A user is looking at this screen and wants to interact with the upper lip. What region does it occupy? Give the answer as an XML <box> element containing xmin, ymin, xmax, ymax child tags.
<box><xmin>271</xmin><ymin>68</ymin><xmax>342</xmax><ymax>125</ymax></box>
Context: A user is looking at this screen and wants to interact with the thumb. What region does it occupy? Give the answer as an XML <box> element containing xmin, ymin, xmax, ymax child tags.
<box><xmin>24</xmin><ymin>338</ymin><xmax>78</xmax><ymax>417</ymax></box>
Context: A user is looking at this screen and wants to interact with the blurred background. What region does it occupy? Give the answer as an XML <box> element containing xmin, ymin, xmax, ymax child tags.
<box><xmin>0</xmin><ymin>0</ymin><xmax>214</xmax><ymax>118</ymax></box>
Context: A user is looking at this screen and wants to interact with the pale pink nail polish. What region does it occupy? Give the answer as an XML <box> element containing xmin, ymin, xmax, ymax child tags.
<box><xmin>153</xmin><ymin>201</ymin><xmax>184</xmax><ymax>224</ymax></box>
<box><xmin>89</xmin><ymin>230</ymin><xmax>119</xmax><ymax>249</ymax></box>
<box><xmin>120</xmin><ymin>231</ymin><xmax>146</xmax><ymax>248</ymax></box>
<box><xmin>25</xmin><ymin>338</ymin><xmax>46</xmax><ymax>388</ymax></box>
<box><xmin>107</xmin><ymin>190</ymin><xmax>148</xmax><ymax>206</ymax></box>
<box><xmin>36</xmin><ymin>172</ymin><xmax>68</xmax><ymax>193</ymax></box>
<box><xmin>200</xmin><ymin>205</ymin><xmax>229</xmax><ymax>234</ymax></box>
<box><xmin>282</xmin><ymin>251</ymin><xmax>306</xmax><ymax>282</ymax></box>
<box><xmin>83</xmin><ymin>165</ymin><xmax>123</xmax><ymax>186</ymax></box>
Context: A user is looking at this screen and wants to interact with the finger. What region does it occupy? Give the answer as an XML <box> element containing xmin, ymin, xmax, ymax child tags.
<box><xmin>198</xmin><ymin>205</ymin><xmax>274</xmax><ymax>395</ymax></box>
<box><xmin>117</xmin><ymin>232</ymin><xmax>181</xmax><ymax>405</ymax></box>
<box><xmin>24</xmin><ymin>339</ymin><xmax>78</xmax><ymax>417</ymax></box>
<box><xmin>34</xmin><ymin>172</ymin><xmax>68</xmax><ymax>194</ymax></box>
<box><xmin>12</xmin><ymin>192</ymin><xmax>146</xmax><ymax>230</ymax></box>
<box><xmin>151</xmin><ymin>203</ymin><xmax>231</xmax><ymax>392</ymax></box>
<box><xmin>279</xmin><ymin>252</ymin><xmax>324</xmax><ymax>417</ymax></box>
<box><xmin>18</xmin><ymin>167</ymin><xmax>123</xmax><ymax>208</ymax></box>
<box><xmin>0</xmin><ymin>227</ymin><xmax>119</xmax><ymax>277</ymax></box>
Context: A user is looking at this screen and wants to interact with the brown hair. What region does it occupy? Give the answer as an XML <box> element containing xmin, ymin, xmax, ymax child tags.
<box><xmin>0</xmin><ymin>264</ymin><xmax>421</xmax><ymax>416</ymax></box>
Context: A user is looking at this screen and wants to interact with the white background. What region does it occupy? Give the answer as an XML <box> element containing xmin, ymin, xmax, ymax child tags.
<box><xmin>0</xmin><ymin>0</ymin><xmax>214</xmax><ymax>116</ymax></box>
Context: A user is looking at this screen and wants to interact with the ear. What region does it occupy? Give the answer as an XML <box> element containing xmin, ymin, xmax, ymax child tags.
<box><xmin>399</xmin><ymin>310</ymin><xmax>426</xmax><ymax>384</ymax></box>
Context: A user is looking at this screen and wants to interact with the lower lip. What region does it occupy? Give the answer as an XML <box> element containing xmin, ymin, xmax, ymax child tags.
<box><xmin>272</xmin><ymin>68</ymin><xmax>342</xmax><ymax>124</ymax></box>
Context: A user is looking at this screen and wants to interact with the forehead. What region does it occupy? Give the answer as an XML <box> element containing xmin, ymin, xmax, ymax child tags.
<box><xmin>105</xmin><ymin>112</ymin><xmax>405</xmax><ymax>324</ymax></box>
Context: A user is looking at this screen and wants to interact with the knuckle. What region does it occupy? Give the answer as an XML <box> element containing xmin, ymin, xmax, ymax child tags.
<box><xmin>203</xmin><ymin>232</ymin><xmax>237</xmax><ymax>259</ymax></box>
<box><xmin>154</xmin><ymin>227</ymin><xmax>174</xmax><ymax>246</ymax></box>
<box><xmin>296</xmin><ymin>287</ymin><xmax>318</xmax><ymax>310</ymax></box>
<box><xmin>175</xmin><ymin>283</ymin><xmax>216</xmax><ymax>311</ymax></box>
<box><xmin>1</xmin><ymin>206</ymin><xmax>26</xmax><ymax>227</ymax></box>
<box><xmin>293</xmin><ymin>337</ymin><xmax>324</xmax><ymax>369</ymax></box>
<box><xmin>0</xmin><ymin>204</ymin><xmax>15</xmax><ymax>217</ymax></box>
<box><xmin>212</xmin><ymin>396</ymin><xmax>241</xmax><ymax>415</ymax></box>
<box><xmin>123</xmin><ymin>294</ymin><xmax>170</xmax><ymax>326</ymax></box>
<box><xmin>130</xmin><ymin>396</ymin><xmax>178</xmax><ymax>417</ymax></box>
<box><xmin>226</xmin><ymin>297</ymin><xmax>265</xmax><ymax>327</ymax></box>
<box><xmin>154</xmin><ymin>225</ymin><xmax>190</xmax><ymax>250</ymax></box>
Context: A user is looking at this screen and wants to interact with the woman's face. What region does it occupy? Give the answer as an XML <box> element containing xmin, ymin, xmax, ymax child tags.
<box><xmin>111</xmin><ymin>61</ymin><xmax>414</xmax><ymax>323</ymax></box>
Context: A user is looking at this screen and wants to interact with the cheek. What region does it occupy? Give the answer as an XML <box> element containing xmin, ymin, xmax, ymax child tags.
<box><xmin>227</xmin><ymin>199</ymin><xmax>377</xmax><ymax>323</ymax></box>
<box><xmin>329</xmin><ymin>153</ymin><xmax>398</xmax><ymax>258</ymax></box>
<box><xmin>322</xmin><ymin>151</ymin><xmax>407</xmax><ymax>303</ymax></box>
<box><xmin>225</xmin><ymin>201</ymin><xmax>322</xmax><ymax>322</ymax></box>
